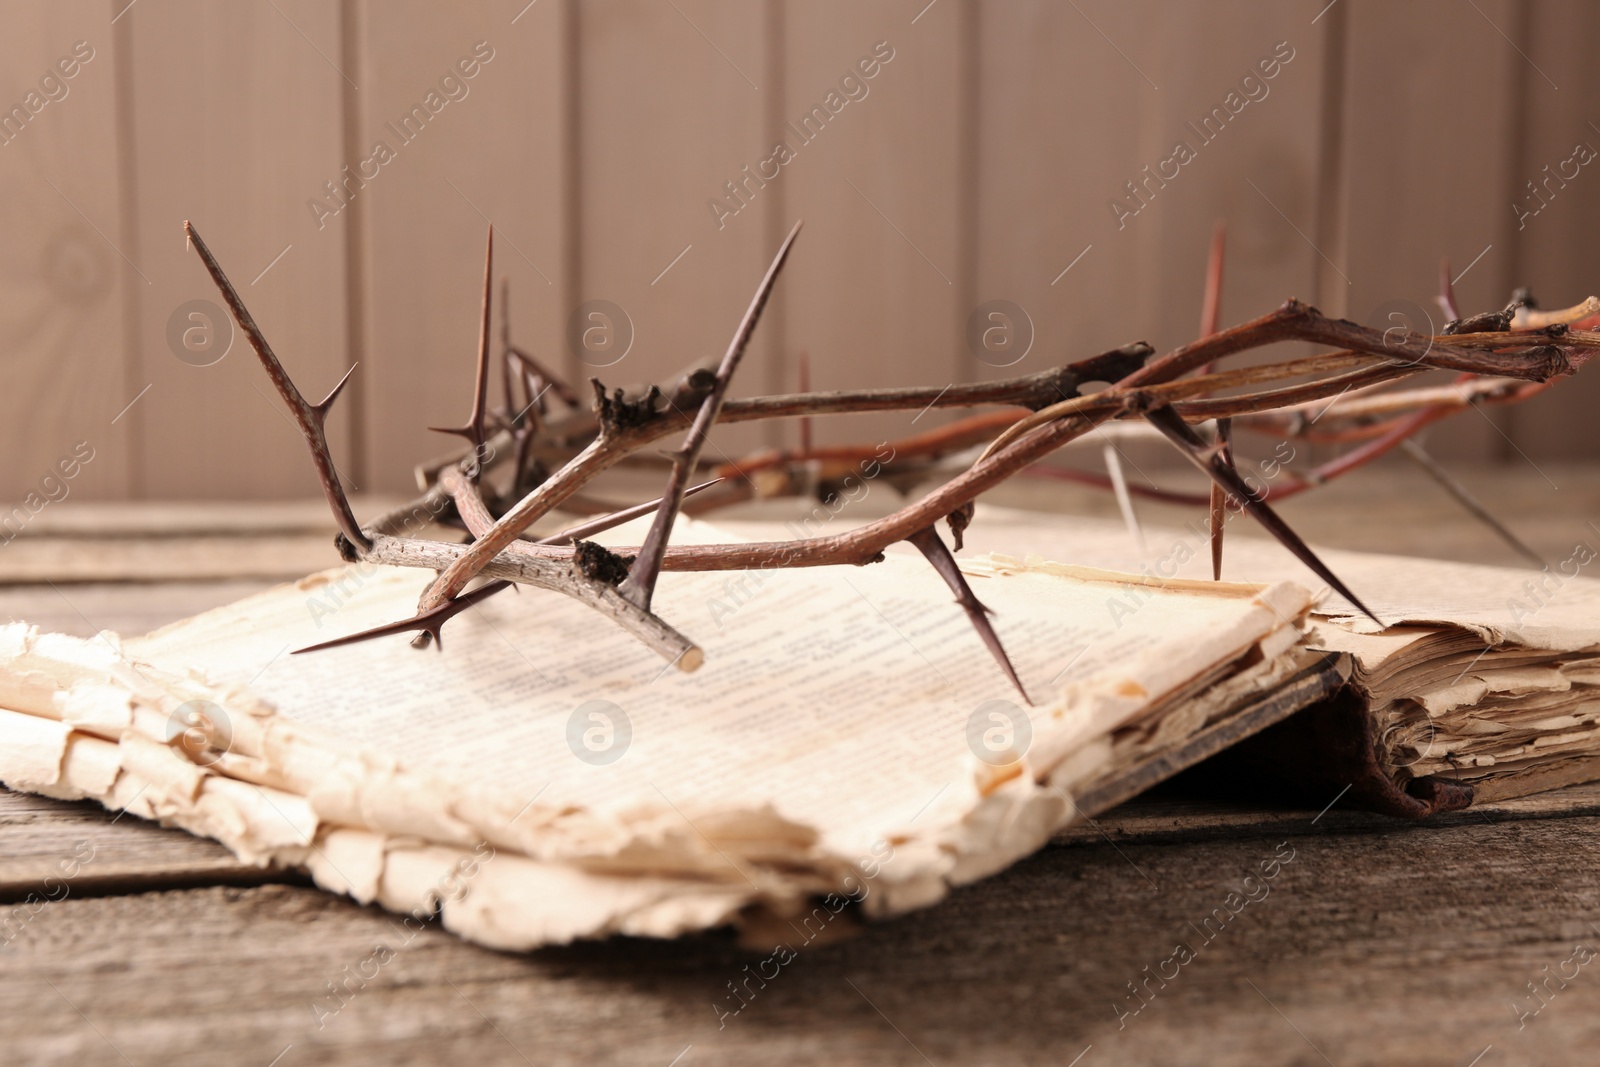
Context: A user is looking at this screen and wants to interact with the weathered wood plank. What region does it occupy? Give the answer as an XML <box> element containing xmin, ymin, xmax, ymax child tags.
<box><xmin>0</xmin><ymin>580</ymin><xmax>278</xmax><ymax>639</ymax></box>
<box><xmin>972</xmin><ymin>0</ymin><xmax>1162</xmax><ymax>381</ymax></box>
<box><xmin>968</xmin><ymin>2</ymin><xmax>1329</xmax><ymax>477</ymax></box>
<box><xmin>18</xmin><ymin>767</ymin><xmax>1594</xmax><ymax>908</ymax></box>
<box><xmin>574</xmin><ymin>0</ymin><xmax>772</xmax><ymax>456</ymax></box>
<box><xmin>351</xmin><ymin>0</ymin><xmax>570</xmax><ymax>495</ymax></box>
<box><xmin>778</xmin><ymin>0</ymin><xmax>969</xmax><ymax>448</ymax></box>
<box><xmin>0</xmin><ymin>536</ymin><xmax>339</xmax><ymax>586</ymax></box>
<box><xmin>1140</xmin><ymin>3</ymin><xmax>1328</xmax><ymax>355</ymax></box>
<box><xmin>0</xmin><ymin>497</ymin><xmax>406</xmax><ymax>539</ymax></box>
<box><xmin>9</xmin><ymin>772</ymin><xmax>1600</xmax><ymax>899</ymax></box>
<box><xmin>3</xmin><ymin>809</ymin><xmax>1599</xmax><ymax>1065</ymax></box>
<box><xmin>1057</xmin><ymin>778</ymin><xmax>1600</xmax><ymax>846</ymax></box>
<box><xmin>1334</xmin><ymin>0</ymin><xmax>1526</xmax><ymax>462</ymax></box>
<box><xmin>0</xmin><ymin>789</ymin><xmax>261</xmax><ymax>902</ymax></box>
<box><xmin>0</xmin><ymin>1</ymin><xmax>134</xmax><ymax>502</ymax></box>
<box><xmin>121</xmin><ymin>0</ymin><xmax>354</xmax><ymax>499</ymax></box>
<box><xmin>1500</xmin><ymin>0</ymin><xmax>1600</xmax><ymax>461</ymax></box>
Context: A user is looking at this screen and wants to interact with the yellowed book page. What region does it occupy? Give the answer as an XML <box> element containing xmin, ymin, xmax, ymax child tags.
<box><xmin>129</xmin><ymin>554</ymin><xmax>1304</xmax><ymax>844</ymax></box>
<box><xmin>926</xmin><ymin>508</ymin><xmax>1600</xmax><ymax>790</ymax></box>
<box><xmin>0</xmin><ymin>533</ymin><xmax>1280</xmax><ymax>938</ymax></box>
<box><xmin>0</xmin><ymin>511</ymin><xmax>1310</xmax><ymax>947</ymax></box>
<box><xmin>950</xmin><ymin>507</ymin><xmax>1600</xmax><ymax>651</ymax></box>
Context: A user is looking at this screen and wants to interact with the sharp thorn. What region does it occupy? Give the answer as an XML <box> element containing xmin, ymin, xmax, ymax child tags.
<box><xmin>536</xmin><ymin>478</ymin><xmax>724</xmax><ymax>546</ymax></box>
<box><xmin>294</xmin><ymin>580</ymin><xmax>513</xmax><ymax>654</ymax></box>
<box><xmin>1208</xmin><ymin>481</ymin><xmax>1226</xmax><ymax>581</ymax></box>
<box><xmin>434</xmin><ymin>225</ymin><xmax>496</xmax><ymax>458</ymax></box>
<box><xmin>499</xmin><ymin>277</ymin><xmax>516</xmax><ymax>419</ymax></box>
<box><xmin>1209</xmin><ymin>417</ymin><xmax>1234</xmax><ymax>581</ymax></box>
<box><xmin>907</xmin><ymin>526</ymin><xmax>1031</xmax><ymax>705</ymax></box>
<box><xmin>427</xmin><ymin>424</ymin><xmax>481</xmax><ymax>441</ymax></box>
<box><xmin>473</xmin><ymin>225</ymin><xmax>493</xmax><ymax>448</ymax></box>
<box><xmin>1399</xmin><ymin>438</ymin><xmax>1546</xmax><ymax>568</ymax></box>
<box><xmin>508</xmin><ymin>347</ymin><xmax>580</xmax><ymax>407</ymax></box>
<box><xmin>1102</xmin><ymin>443</ymin><xmax>1146</xmax><ymax>559</ymax></box>
<box><xmin>618</xmin><ymin>219</ymin><xmax>802</xmax><ymax>612</ymax></box>
<box><xmin>1200</xmin><ymin>219</ymin><xmax>1226</xmax><ymax>339</ymax></box>
<box><xmin>314</xmin><ymin>362</ymin><xmax>359</xmax><ymax>418</ymax></box>
<box><xmin>1142</xmin><ymin>404</ymin><xmax>1383</xmax><ymax>627</ymax></box>
<box><xmin>1438</xmin><ymin>256</ymin><xmax>1460</xmax><ymax>322</ymax></box>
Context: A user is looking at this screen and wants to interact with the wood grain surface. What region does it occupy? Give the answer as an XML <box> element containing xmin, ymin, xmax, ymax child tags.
<box><xmin>4</xmin><ymin>788</ymin><xmax>1599</xmax><ymax>1066</ymax></box>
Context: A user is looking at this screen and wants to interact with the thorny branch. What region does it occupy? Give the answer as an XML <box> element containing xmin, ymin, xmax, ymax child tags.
<box><xmin>187</xmin><ymin>219</ymin><xmax>1597</xmax><ymax>700</ymax></box>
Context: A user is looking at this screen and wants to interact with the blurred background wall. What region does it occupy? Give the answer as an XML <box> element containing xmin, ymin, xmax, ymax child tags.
<box><xmin>2</xmin><ymin>0</ymin><xmax>1597</xmax><ymax>501</ymax></box>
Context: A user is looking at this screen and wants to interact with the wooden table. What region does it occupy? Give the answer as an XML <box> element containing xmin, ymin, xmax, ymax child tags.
<box><xmin>5</xmin><ymin>463</ymin><xmax>1599</xmax><ymax>1066</ymax></box>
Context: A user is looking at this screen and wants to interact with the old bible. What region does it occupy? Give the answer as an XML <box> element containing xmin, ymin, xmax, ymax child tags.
<box><xmin>0</xmin><ymin>509</ymin><xmax>1596</xmax><ymax>949</ymax></box>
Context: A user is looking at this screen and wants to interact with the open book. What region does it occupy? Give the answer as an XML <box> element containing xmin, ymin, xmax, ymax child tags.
<box><xmin>961</xmin><ymin>510</ymin><xmax>1600</xmax><ymax>815</ymax></box>
<box><xmin>1</xmin><ymin>510</ymin><xmax>1597</xmax><ymax>949</ymax></box>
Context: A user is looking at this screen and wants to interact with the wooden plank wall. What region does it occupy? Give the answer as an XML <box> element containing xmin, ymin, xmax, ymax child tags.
<box><xmin>0</xmin><ymin>0</ymin><xmax>1592</xmax><ymax>501</ymax></box>
<box><xmin>0</xmin><ymin>3</ymin><xmax>133</xmax><ymax>505</ymax></box>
